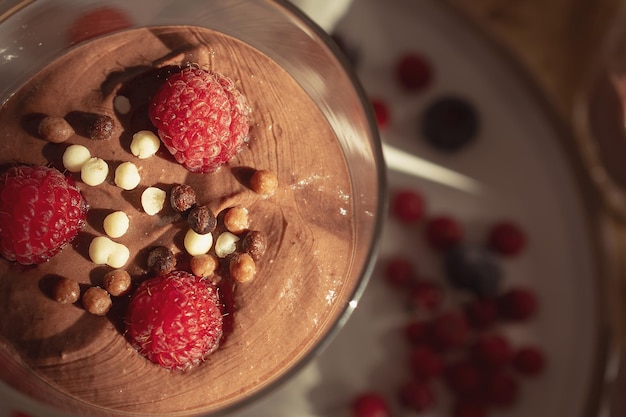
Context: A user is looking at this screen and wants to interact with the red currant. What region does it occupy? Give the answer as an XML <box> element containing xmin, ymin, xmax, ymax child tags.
<box><xmin>383</xmin><ymin>256</ymin><xmax>415</xmax><ymax>289</ymax></box>
<box><xmin>472</xmin><ymin>333</ymin><xmax>513</xmax><ymax>368</ymax></box>
<box><xmin>398</xmin><ymin>379</ymin><xmax>436</xmax><ymax>412</ymax></box>
<box><xmin>410</xmin><ymin>280</ymin><xmax>443</xmax><ymax>312</ymax></box>
<box><xmin>404</xmin><ymin>320</ymin><xmax>429</xmax><ymax>345</ymax></box>
<box><xmin>429</xmin><ymin>310</ymin><xmax>470</xmax><ymax>351</ymax></box>
<box><xmin>484</xmin><ymin>371</ymin><xmax>519</xmax><ymax>408</ymax></box>
<box><xmin>498</xmin><ymin>287</ymin><xmax>538</xmax><ymax>321</ymax></box>
<box><xmin>512</xmin><ymin>346</ymin><xmax>546</xmax><ymax>376</ymax></box>
<box><xmin>453</xmin><ymin>402</ymin><xmax>488</xmax><ymax>417</ymax></box>
<box><xmin>425</xmin><ymin>215</ymin><xmax>463</xmax><ymax>251</ymax></box>
<box><xmin>395</xmin><ymin>52</ymin><xmax>433</xmax><ymax>92</ymax></box>
<box><xmin>391</xmin><ymin>189</ymin><xmax>425</xmax><ymax>223</ymax></box>
<box><xmin>488</xmin><ymin>221</ymin><xmax>527</xmax><ymax>256</ymax></box>
<box><xmin>371</xmin><ymin>98</ymin><xmax>390</xmax><ymax>129</ymax></box>
<box><xmin>464</xmin><ymin>297</ymin><xmax>500</xmax><ymax>330</ymax></box>
<box><xmin>409</xmin><ymin>344</ymin><xmax>444</xmax><ymax>380</ymax></box>
<box><xmin>444</xmin><ymin>359</ymin><xmax>484</xmax><ymax>397</ymax></box>
<box><xmin>350</xmin><ymin>392</ymin><xmax>391</xmax><ymax>417</ymax></box>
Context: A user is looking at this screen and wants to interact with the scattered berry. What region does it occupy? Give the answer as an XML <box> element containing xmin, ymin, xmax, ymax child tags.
<box><xmin>0</xmin><ymin>165</ymin><xmax>88</xmax><ymax>265</ymax></box>
<box><xmin>125</xmin><ymin>271</ymin><xmax>223</xmax><ymax>370</ymax></box>
<box><xmin>67</xmin><ymin>7</ymin><xmax>133</xmax><ymax>44</ymax></box>
<box><xmin>453</xmin><ymin>402</ymin><xmax>488</xmax><ymax>417</ymax></box>
<box><xmin>38</xmin><ymin>115</ymin><xmax>74</xmax><ymax>143</ymax></box>
<box><xmin>425</xmin><ymin>215</ymin><xmax>463</xmax><ymax>251</ymax></box>
<box><xmin>472</xmin><ymin>333</ymin><xmax>513</xmax><ymax>368</ymax></box>
<box><xmin>383</xmin><ymin>256</ymin><xmax>415</xmax><ymax>289</ymax></box>
<box><xmin>62</xmin><ymin>143</ymin><xmax>91</xmax><ymax>172</ymax></box>
<box><xmin>391</xmin><ymin>189</ymin><xmax>425</xmax><ymax>223</ymax></box>
<box><xmin>350</xmin><ymin>392</ymin><xmax>391</xmax><ymax>417</ymax></box>
<box><xmin>215</xmin><ymin>231</ymin><xmax>240</xmax><ymax>258</ymax></box>
<box><xmin>190</xmin><ymin>254</ymin><xmax>219</xmax><ymax>278</ymax></box>
<box><xmin>141</xmin><ymin>186</ymin><xmax>166</xmax><ymax>215</ymax></box>
<box><xmin>409</xmin><ymin>280</ymin><xmax>443</xmax><ymax>312</ymax></box>
<box><xmin>404</xmin><ymin>320</ymin><xmax>429</xmax><ymax>345</ymax></box>
<box><xmin>114</xmin><ymin>161</ymin><xmax>141</xmax><ymax>190</ymax></box>
<box><xmin>81</xmin><ymin>157</ymin><xmax>109</xmax><ymax>186</ymax></box>
<box><xmin>184</xmin><ymin>228</ymin><xmax>214</xmax><ymax>256</ymax></box>
<box><xmin>444</xmin><ymin>359</ymin><xmax>484</xmax><ymax>397</ymax></box>
<box><xmin>398</xmin><ymin>379</ymin><xmax>436</xmax><ymax>412</ymax></box>
<box><xmin>464</xmin><ymin>297</ymin><xmax>500</xmax><ymax>330</ymax></box>
<box><xmin>444</xmin><ymin>244</ymin><xmax>503</xmax><ymax>297</ymax></box>
<box><xmin>488</xmin><ymin>221</ymin><xmax>527</xmax><ymax>256</ymax></box>
<box><xmin>149</xmin><ymin>67</ymin><xmax>249</xmax><ymax>173</ymax></box>
<box><xmin>241</xmin><ymin>230</ymin><xmax>267</xmax><ymax>262</ymax></box>
<box><xmin>103</xmin><ymin>211</ymin><xmax>130</xmax><ymax>238</ymax></box>
<box><xmin>52</xmin><ymin>277</ymin><xmax>81</xmax><ymax>304</ymax></box>
<box><xmin>429</xmin><ymin>310</ymin><xmax>470</xmax><ymax>351</ymax></box>
<box><xmin>395</xmin><ymin>52</ymin><xmax>433</xmax><ymax>92</ymax></box>
<box><xmin>130</xmin><ymin>130</ymin><xmax>161</xmax><ymax>159</ymax></box>
<box><xmin>371</xmin><ymin>99</ymin><xmax>390</xmax><ymax>129</ymax></box>
<box><xmin>409</xmin><ymin>344</ymin><xmax>444</xmax><ymax>380</ymax></box>
<box><xmin>89</xmin><ymin>236</ymin><xmax>130</xmax><ymax>268</ymax></box>
<box><xmin>421</xmin><ymin>96</ymin><xmax>479</xmax><ymax>152</ymax></box>
<box><xmin>484</xmin><ymin>370</ymin><xmax>519</xmax><ymax>408</ymax></box>
<box><xmin>498</xmin><ymin>287</ymin><xmax>538</xmax><ymax>321</ymax></box>
<box><xmin>512</xmin><ymin>346</ymin><xmax>546</xmax><ymax>376</ymax></box>
<box><xmin>82</xmin><ymin>286</ymin><xmax>112</xmax><ymax>316</ymax></box>
<box><xmin>223</xmin><ymin>206</ymin><xmax>249</xmax><ymax>234</ymax></box>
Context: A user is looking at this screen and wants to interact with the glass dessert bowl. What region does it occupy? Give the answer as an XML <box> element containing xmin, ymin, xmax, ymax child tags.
<box><xmin>0</xmin><ymin>1</ymin><xmax>385</xmax><ymax>416</ymax></box>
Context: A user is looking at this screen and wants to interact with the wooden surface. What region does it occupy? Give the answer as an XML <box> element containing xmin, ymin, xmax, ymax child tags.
<box><xmin>449</xmin><ymin>0</ymin><xmax>626</xmax><ymax>119</ymax></box>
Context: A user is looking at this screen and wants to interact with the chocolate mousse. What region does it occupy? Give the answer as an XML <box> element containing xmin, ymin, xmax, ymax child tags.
<box><xmin>0</xmin><ymin>26</ymin><xmax>357</xmax><ymax>415</ymax></box>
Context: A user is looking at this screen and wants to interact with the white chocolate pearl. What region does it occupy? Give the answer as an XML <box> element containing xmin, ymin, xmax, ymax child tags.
<box><xmin>130</xmin><ymin>130</ymin><xmax>160</xmax><ymax>159</ymax></box>
<box><xmin>81</xmin><ymin>157</ymin><xmax>109</xmax><ymax>186</ymax></box>
<box><xmin>113</xmin><ymin>95</ymin><xmax>131</xmax><ymax>114</ymax></box>
<box><xmin>62</xmin><ymin>144</ymin><xmax>91</xmax><ymax>172</ymax></box>
<box><xmin>103</xmin><ymin>211</ymin><xmax>130</xmax><ymax>238</ymax></box>
<box><xmin>114</xmin><ymin>161</ymin><xmax>140</xmax><ymax>190</ymax></box>
<box><xmin>89</xmin><ymin>236</ymin><xmax>130</xmax><ymax>268</ymax></box>
<box><xmin>184</xmin><ymin>229</ymin><xmax>213</xmax><ymax>256</ymax></box>
<box><xmin>141</xmin><ymin>186</ymin><xmax>166</xmax><ymax>215</ymax></box>
<box><xmin>108</xmin><ymin>243</ymin><xmax>130</xmax><ymax>268</ymax></box>
<box><xmin>215</xmin><ymin>231</ymin><xmax>240</xmax><ymax>258</ymax></box>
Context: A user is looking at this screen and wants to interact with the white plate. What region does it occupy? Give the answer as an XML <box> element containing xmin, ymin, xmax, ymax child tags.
<box><xmin>234</xmin><ymin>0</ymin><xmax>609</xmax><ymax>416</ymax></box>
<box><xmin>1</xmin><ymin>0</ymin><xmax>609</xmax><ymax>416</ymax></box>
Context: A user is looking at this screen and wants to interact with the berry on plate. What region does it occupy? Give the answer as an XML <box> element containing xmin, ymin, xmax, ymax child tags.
<box><xmin>149</xmin><ymin>66</ymin><xmax>250</xmax><ymax>173</ymax></box>
<box><xmin>350</xmin><ymin>391</ymin><xmax>391</xmax><ymax>417</ymax></box>
<box><xmin>497</xmin><ymin>287</ymin><xmax>538</xmax><ymax>321</ymax></box>
<box><xmin>390</xmin><ymin>188</ymin><xmax>425</xmax><ymax>223</ymax></box>
<box><xmin>0</xmin><ymin>165</ymin><xmax>88</xmax><ymax>265</ymax></box>
<box><xmin>395</xmin><ymin>52</ymin><xmax>433</xmax><ymax>92</ymax></box>
<box><xmin>398</xmin><ymin>379</ymin><xmax>436</xmax><ymax>412</ymax></box>
<box><xmin>421</xmin><ymin>96</ymin><xmax>479</xmax><ymax>152</ymax></box>
<box><xmin>487</xmin><ymin>220</ymin><xmax>527</xmax><ymax>257</ymax></box>
<box><xmin>425</xmin><ymin>214</ymin><xmax>463</xmax><ymax>251</ymax></box>
<box><xmin>444</xmin><ymin>244</ymin><xmax>503</xmax><ymax>297</ymax></box>
<box><xmin>512</xmin><ymin>345</ymin><xmax>546</xmax><ymax>376</ymax></box>
<box><xmin>126</xmin><ymin>270</ymin><xmax>223</xmax><ymax>371</ymax></box>
<box><xmin>67</xmin><ymin>7</ymin><xmax>133</xmax><ymax>45</ymax></box>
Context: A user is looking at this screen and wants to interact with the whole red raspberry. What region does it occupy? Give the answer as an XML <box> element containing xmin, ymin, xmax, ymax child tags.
<box><xmin>149</xmin><ymin>67</ymin><xmax>250</xmax><ymax>173</ymax></box>
<box><xmin>409</xmin><ymin>280</ymin><xmax>443</xmax><ymax>312</ymax></box>
<box><xmin>126</xmin><ymin>271</ymin><xmax>223</xmax><ymax>371</ymax></box>
<box><xmin>398</xmin><ymin>379</ymin><xmax>436</xmax><ymax>412</ymax></box>
<box><xmin>383</xmin><ymin>255</ymin><xmax>415</xmax><ymax>289</ymax></box>
<box><xmin>350</xmin><ymin>391</ymin><xmax>391</xmax><ymax>417</ymax></box>
<box><xmin>0</xmin><ymin>165</ymin><xmax>88</xmax><ymax>265</ymax></box>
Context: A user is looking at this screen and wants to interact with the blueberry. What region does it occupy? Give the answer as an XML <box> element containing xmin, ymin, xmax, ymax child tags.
<box><xmin>444</xmin><ymin>244</ymin><xmax>503</xmax><ymax>296</ymax></box>
<box><xmin>421</xmin><ymin>96</ymin><xmax>479</xmax><ymax>152</ymax></box>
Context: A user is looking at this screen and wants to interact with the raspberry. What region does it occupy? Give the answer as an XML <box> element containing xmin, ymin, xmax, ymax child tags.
<box><xmin>512</xmin><ymin>346</ymin><xmax>546</xmax><ymax>376</ymax></box>
<box><xmin>488</xmin><ymin>221</ymin><xmax>527</xmax><ymax>256</ymax></box>
<box><xmin>395</xmin><ymin>52</ymin><xmax>433</xmax><ymax>92</ymax></box>
<box><xmin>67</xmin><ymin>7</ymin><xmax>133</xmax><ymax>45</ymax></box>
<box><xmin>0</xmin><ymin>165</ymin><xmax>88</xmax><ymax>265</ymax></box>
<box><xmin>425</xmin><ymin>215</ymin><xmax>463</xmax><ymax>251</ymax></box>
<box><xmin>350</xmin><ymin>392</ymin><xmax>391</xmax><ymax>417</ymax></box>
<box><xmin>398</xmin><ymin>379</ymin><xmax>436</xmax><ymax>412</ymax></box>
<box><xmin>497</xmin><ymin>287</ymin><xmax>538</xmax><ymax>321</ymax></box>
<box><xmin>149</xmin><ymin>67</ymin><xmax>250</xmax><ymax>173</ymax></box>
<box><xmin>409</xmin><ymin>344</ymin><xmax>444</xmax><ymax>380</ymax></box>
<box><xmin>126</xmin><ymin>270</ymin><xmax>223</xmax><ymax>371</ymax></box>
<box><xmin>391</xmin><ymin>189</ymin><xmax>425</xmax><ymax>223</ymax></box>
<box><xmin>404</xmin><ymin>320</ymin><xmax>429</xmax><ymax>345</ymax></box>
